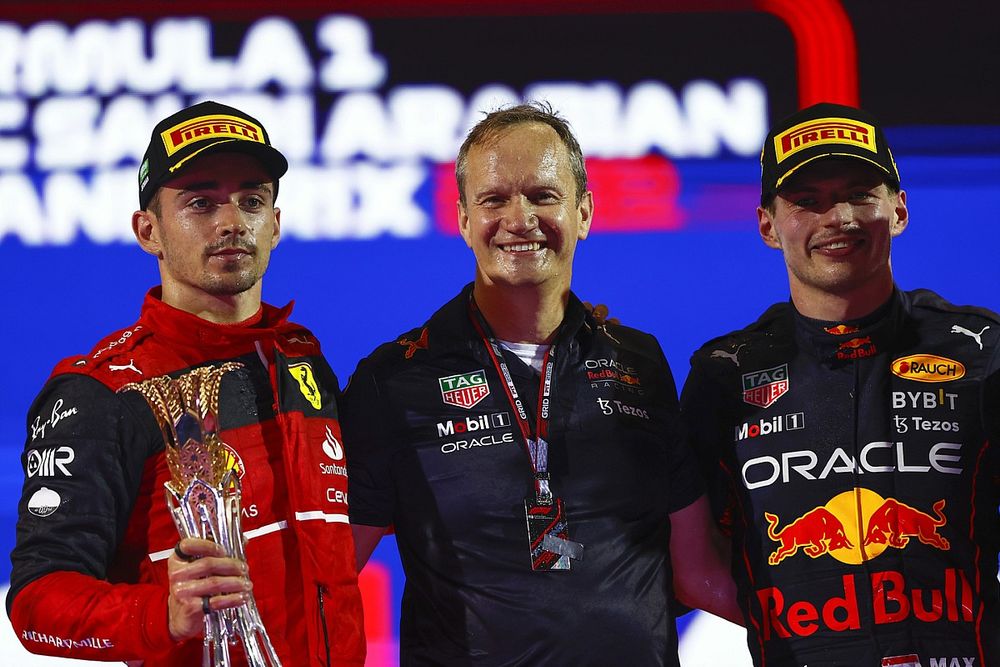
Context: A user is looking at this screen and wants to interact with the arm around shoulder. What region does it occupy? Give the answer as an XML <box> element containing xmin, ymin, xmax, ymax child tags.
<box><xmin>668</xmin><ymin>495</ymin><xmax>744</xmax><ymax>626</ymax></box>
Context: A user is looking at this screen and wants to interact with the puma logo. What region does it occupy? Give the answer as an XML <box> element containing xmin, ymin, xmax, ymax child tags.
<box><xmin>950</xmin><ymin>324</ymin><xmax>989</xmax><ymax>350</ymax></box>
<box><xmin>398</xmin><ymin>328</ymin><xmax>429</xmax><ymax>359</ymax></box>
<box><xmin>711</xmin><ymin>344</ymin><xmax>746</xmax><ymax>367</ymax></box>
<box><xmin>286</xmin><ymin>335</ymin><xmax>315</xmax><ymax>346</ymax></box>
<box><xmin>108</xmin><ymin>359</ymin><xmax>142</xmax><ymax>375</ymax></box>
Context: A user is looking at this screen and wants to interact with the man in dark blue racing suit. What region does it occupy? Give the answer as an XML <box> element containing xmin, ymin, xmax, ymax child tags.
<box><xmin>681</xmin><ymin>103</ymin><xmax>1000</xmax><ymax>667</ymax></box>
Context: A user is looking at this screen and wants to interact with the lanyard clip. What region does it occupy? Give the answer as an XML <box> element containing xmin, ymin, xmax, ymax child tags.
<box><xmin>534</xmin><ymin>471</ymin><xmax>553</xmax><ymax>505</ymax></box>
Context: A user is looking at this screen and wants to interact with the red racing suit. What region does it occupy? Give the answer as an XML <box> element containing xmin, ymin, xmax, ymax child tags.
<box><xmin>7</xmin><ymin>289</ymin><xmax>365</xmax><ymax>666</ymax></box>
<box><xmin>681</xmin><ymin>289</ymin><xmax>1000</xmax><ymax>667</ymax></box>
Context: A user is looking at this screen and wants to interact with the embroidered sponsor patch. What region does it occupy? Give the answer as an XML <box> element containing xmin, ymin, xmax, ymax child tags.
<box><xmin>287</xmin><ymin>361</ymin><xmax>322</xmax><ymax>409</ymax></box>
<box><xmin>439</xmin><ymin>370</ymin><xmax>490</xmax><ymax>409</ymax></box>
<box><xmin>890</xmin><ymin>355</ymin><xmax>965</xmax><ymax>383</ymax></box>
<box><xmin>742</xmin><ymin>363</ymin><xmax>789</xmax><ymax>408</ymax></box>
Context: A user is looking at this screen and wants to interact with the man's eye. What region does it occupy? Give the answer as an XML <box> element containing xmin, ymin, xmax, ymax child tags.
<box><xmin>794</xmin><ymin>197</ymin><xmax>816</xmax><ymax>207</ymax></box>
<box><xmin>244</xmin><ymin>195</ymin><xmax>264</xmax><ymax>209</ymax></box>
<box><xmin>190</xmin><ymin>198</ymin><xmax>212</xmax><ymax>210</ymax></box>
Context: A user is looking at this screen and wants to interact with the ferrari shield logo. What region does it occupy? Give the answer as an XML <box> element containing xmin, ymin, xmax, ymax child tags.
<box><xmin>439</xmin><ymin>370</ymin><xmax>490</xmax><ymax>409</ymax></box>
<box><xmin>287</xmin><ymin>362</ymin><xmax>322</xmax><ymax>410</ymax></box>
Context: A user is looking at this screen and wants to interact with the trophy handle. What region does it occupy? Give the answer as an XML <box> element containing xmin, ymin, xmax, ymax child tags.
<box><xmin>163</xmin><ymin>480</ymin><xmax>283</xmax><ymax>666</ymax></box>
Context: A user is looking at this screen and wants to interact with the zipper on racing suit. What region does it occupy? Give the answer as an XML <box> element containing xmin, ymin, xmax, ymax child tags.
<box><xmin>318</xmin><ymin>585</ymin><xmax>332</xmax><ymax>666</ymax></box>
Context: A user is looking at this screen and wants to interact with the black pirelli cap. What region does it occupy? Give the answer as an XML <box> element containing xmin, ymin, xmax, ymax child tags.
<box><xmin>138</xmin><ymin>101</ymin><xmax>288</xmax><ymax>209</ymax></box>
<box><xmin>760</xmin><ymin>102</ymin><xmax>900</xmax><ymax>204</ymax></box>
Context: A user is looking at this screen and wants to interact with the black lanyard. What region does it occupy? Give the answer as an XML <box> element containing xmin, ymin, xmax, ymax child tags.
<box><xmin>468</xmin><ymin>298</ymin><xmax>556</xmax><ymax>505</ymax></box>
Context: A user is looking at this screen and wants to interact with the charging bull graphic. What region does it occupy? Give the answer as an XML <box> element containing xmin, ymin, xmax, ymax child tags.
<box><xmin>863</xmin><ymin>498</ymin><xmax>950</xmax><ymax>551</ymax></box>
<box><xmin>766</xmin><ymin>492</ymin><xmax>950</xmax><ymax>566</ymax></box>
<box><xmin>765</xmin><ymin>508</ymin><xmax>854</xmax><ymax>565</ymax></box>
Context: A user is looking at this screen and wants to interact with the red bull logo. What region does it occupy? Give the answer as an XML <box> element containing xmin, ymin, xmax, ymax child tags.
<box><xmin>773</xmin><ymin>117</ymin><xmax>877</xmax><ymax>162</ymax></box>
<box><xmin>765</xmin><ymin>507</ymin><xmax>854</xmax><ymax>565</ymax></box>
<box><xmin>758</xmin><ymin>568</ymin><xmax>973</xmax><ymax>640</ymax></box>
<box><xmin>891</xmin><ymin>354</ymin><xmax>966</xmax><ymax>383</ymax></box>
<box><xmin>765</xmin><ymin>489</ymin><xmax>949</xmax><ymax>566</ymax></box>
<box><xmin>824</xmin><ymin>324</ymin><xmax>860</xmax><ymax>335</ymax></box>
<box><xmin>160</xmin><ymin>114</ymin><xmax>265</xmax><ymax>155</ymax></box>
<box><xmin>836</xmin><ymin>335</ymin><xmax>877</xmax><ymax>360</ymax></box>
<box><xmin>864</xmin><ymin>498</ymin><xmax>950</xmax><ymax>551</ymax></box>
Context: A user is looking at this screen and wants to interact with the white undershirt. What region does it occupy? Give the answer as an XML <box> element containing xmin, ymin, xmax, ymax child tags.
<box><xmin>499</xmin><ymin>340</ymin><xmax>550</xmax><ymax>374</ymax></box>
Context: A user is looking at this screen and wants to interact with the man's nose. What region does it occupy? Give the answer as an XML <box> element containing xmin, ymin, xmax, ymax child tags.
<box><xmin>217</xmin><ymin>201</ymin><xmax>249</xmax><ymax>235</ymax></box>
<box><xmin>504</xmin><ymin>196</ymin><xmax>538</xmax><ymax>233</ymax></box>
<box><xmin>824</xmin><ymin>200</ymin><xmax>855</xmax><ymax>226</ymax></box>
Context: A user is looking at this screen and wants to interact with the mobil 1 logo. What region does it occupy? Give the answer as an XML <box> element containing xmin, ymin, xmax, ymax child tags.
<box><xmin>735</xmin><ymin>413</ymin><xmax>804</xmax><ymax>442</ymax></box>
<box><xmin>436</xmin><ymin>412</ymin><xmax>511</xmax><ymax>438</ymax></box>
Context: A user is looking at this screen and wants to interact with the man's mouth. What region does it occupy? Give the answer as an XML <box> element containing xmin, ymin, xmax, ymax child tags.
<box><xmin>209</xmin><ymin>245</ymin><xmax>254</xmax><ymax>258</ymax></box>
<box><xmin>498</xmin><ymin>241</ymin><xmax>544</xmax><ymax>253</ymax></box>
<box><xmin>812</xmin><ymin>237</ymin><xmax>861</xmax><ymax>254</ymax></box>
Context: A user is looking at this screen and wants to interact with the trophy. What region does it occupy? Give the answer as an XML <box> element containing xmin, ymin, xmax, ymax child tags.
<box><xmin>123</xmin><ymin>363</ymin><xmax>282</xmax><ymax>667</ymax></box>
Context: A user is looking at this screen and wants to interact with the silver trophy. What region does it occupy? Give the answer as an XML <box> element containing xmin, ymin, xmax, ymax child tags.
<box><xmin>123</xmin><ymin>363</ymin><xmax>282</xmax><ymax>666</ymax></box>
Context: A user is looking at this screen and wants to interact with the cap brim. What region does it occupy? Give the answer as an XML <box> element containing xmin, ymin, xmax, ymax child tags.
<box><xmin>164</xmin><ymin>138</ymin><xmax>288</xmax><ymax>182</ymax></box>
<box><xmin>775</xmin><ymin>152</ymin><xmax>896</xmax><ymax>192</ymax></box>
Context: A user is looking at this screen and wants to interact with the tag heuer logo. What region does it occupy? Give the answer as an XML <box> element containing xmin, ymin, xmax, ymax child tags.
<box><xmin>439</xmin><ymin>370</ymin><xmax>490</xmax><ymax>409</ymax></box>
<box><xmin>741</xmin><ymin>363</ymin><xmax>789</xmax><ymax>408</ymax></box>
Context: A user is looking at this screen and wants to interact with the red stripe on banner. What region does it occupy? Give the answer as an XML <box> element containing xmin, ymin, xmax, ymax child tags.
<box><xmin>756</xmin><ymin>0</ymin><xmax>859</xmax><ymax>107</ymax></box>
<box><xmin>587</xmin><ymin>156</ymin><xmax>684</xmax><ymax>232</ymax></box>
<box><xmin>434</xmin><ymin>162</ymin><xmax>461</xmax><ymax>236</ymax></box>
<box><xmin>434</xmin><ymin>156</ymin><xmax>684</xmax><ymax>236</ymax></box>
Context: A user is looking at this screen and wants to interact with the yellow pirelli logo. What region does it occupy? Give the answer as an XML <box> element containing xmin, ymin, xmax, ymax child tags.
<box><xmin>160</xmin><ymin>114</ymin><xmax>264</xmax><ymax>155</ymax></box>
<box><xmin>774</xmin><ymin>117</ymin><xmax>877</xmax><ymax>163</ymax></box>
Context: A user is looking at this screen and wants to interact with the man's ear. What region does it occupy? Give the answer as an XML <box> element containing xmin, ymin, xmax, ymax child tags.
<box><xmin>132</xmin><ymin>209</ymin><xmax>163</xmax><ymax>258</ymax></box>
<box><xmin>457</xmin><ymin>200</ymin><xmax>473</xmax><ymax>249</ymax></box>
<box><xmin>271</xmin><ymin>207</ymin><xmax>281</xmax><ymax>249</ymax></box>
<box><xmin>757</xmin><ymin>205</ymin><xmax>782</xmax><ymax>250</ymax></box>
<box><xmin>890</xmin><ymin>189</ymin><xmax>908</xmax><ymax>238</ymax></box>
<box><xmin>576</xmin><ymin>191</ymin><xmax>594</xmax><ymax>240</ymax></box>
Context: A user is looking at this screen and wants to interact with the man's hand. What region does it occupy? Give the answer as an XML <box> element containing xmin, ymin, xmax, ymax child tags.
<box><xmin>166</xmin><ymin>537</ymin><xmax>252</xmax><ymax>642</ymax></box>
<box><xmin>582</xmin><ymin>301</ymin><xmax>621</xmax><ymax>328</ymax></box>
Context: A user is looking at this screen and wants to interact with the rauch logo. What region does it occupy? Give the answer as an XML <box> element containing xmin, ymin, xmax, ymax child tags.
<box><xmin>891</xmin><ymin>355</ymin><xmax>965</xmax><ymax>383</ymax></box>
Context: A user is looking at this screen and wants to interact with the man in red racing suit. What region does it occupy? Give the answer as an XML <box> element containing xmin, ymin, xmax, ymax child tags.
<box><xmin>7</xmin><ymin>101</ymin><xmax>364</xmax><ymax>666</ymax></box>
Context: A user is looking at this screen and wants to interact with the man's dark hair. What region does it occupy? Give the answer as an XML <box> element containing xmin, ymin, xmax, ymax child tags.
<box><xmin>455</xmin><ymin>101</ymin><xmax>587</xmax><ymax>207</ymax></box>
<box><xmin>146</xmin><ymin>190</ymin><xmax>162</xmax><ymax>218</ymax></box>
